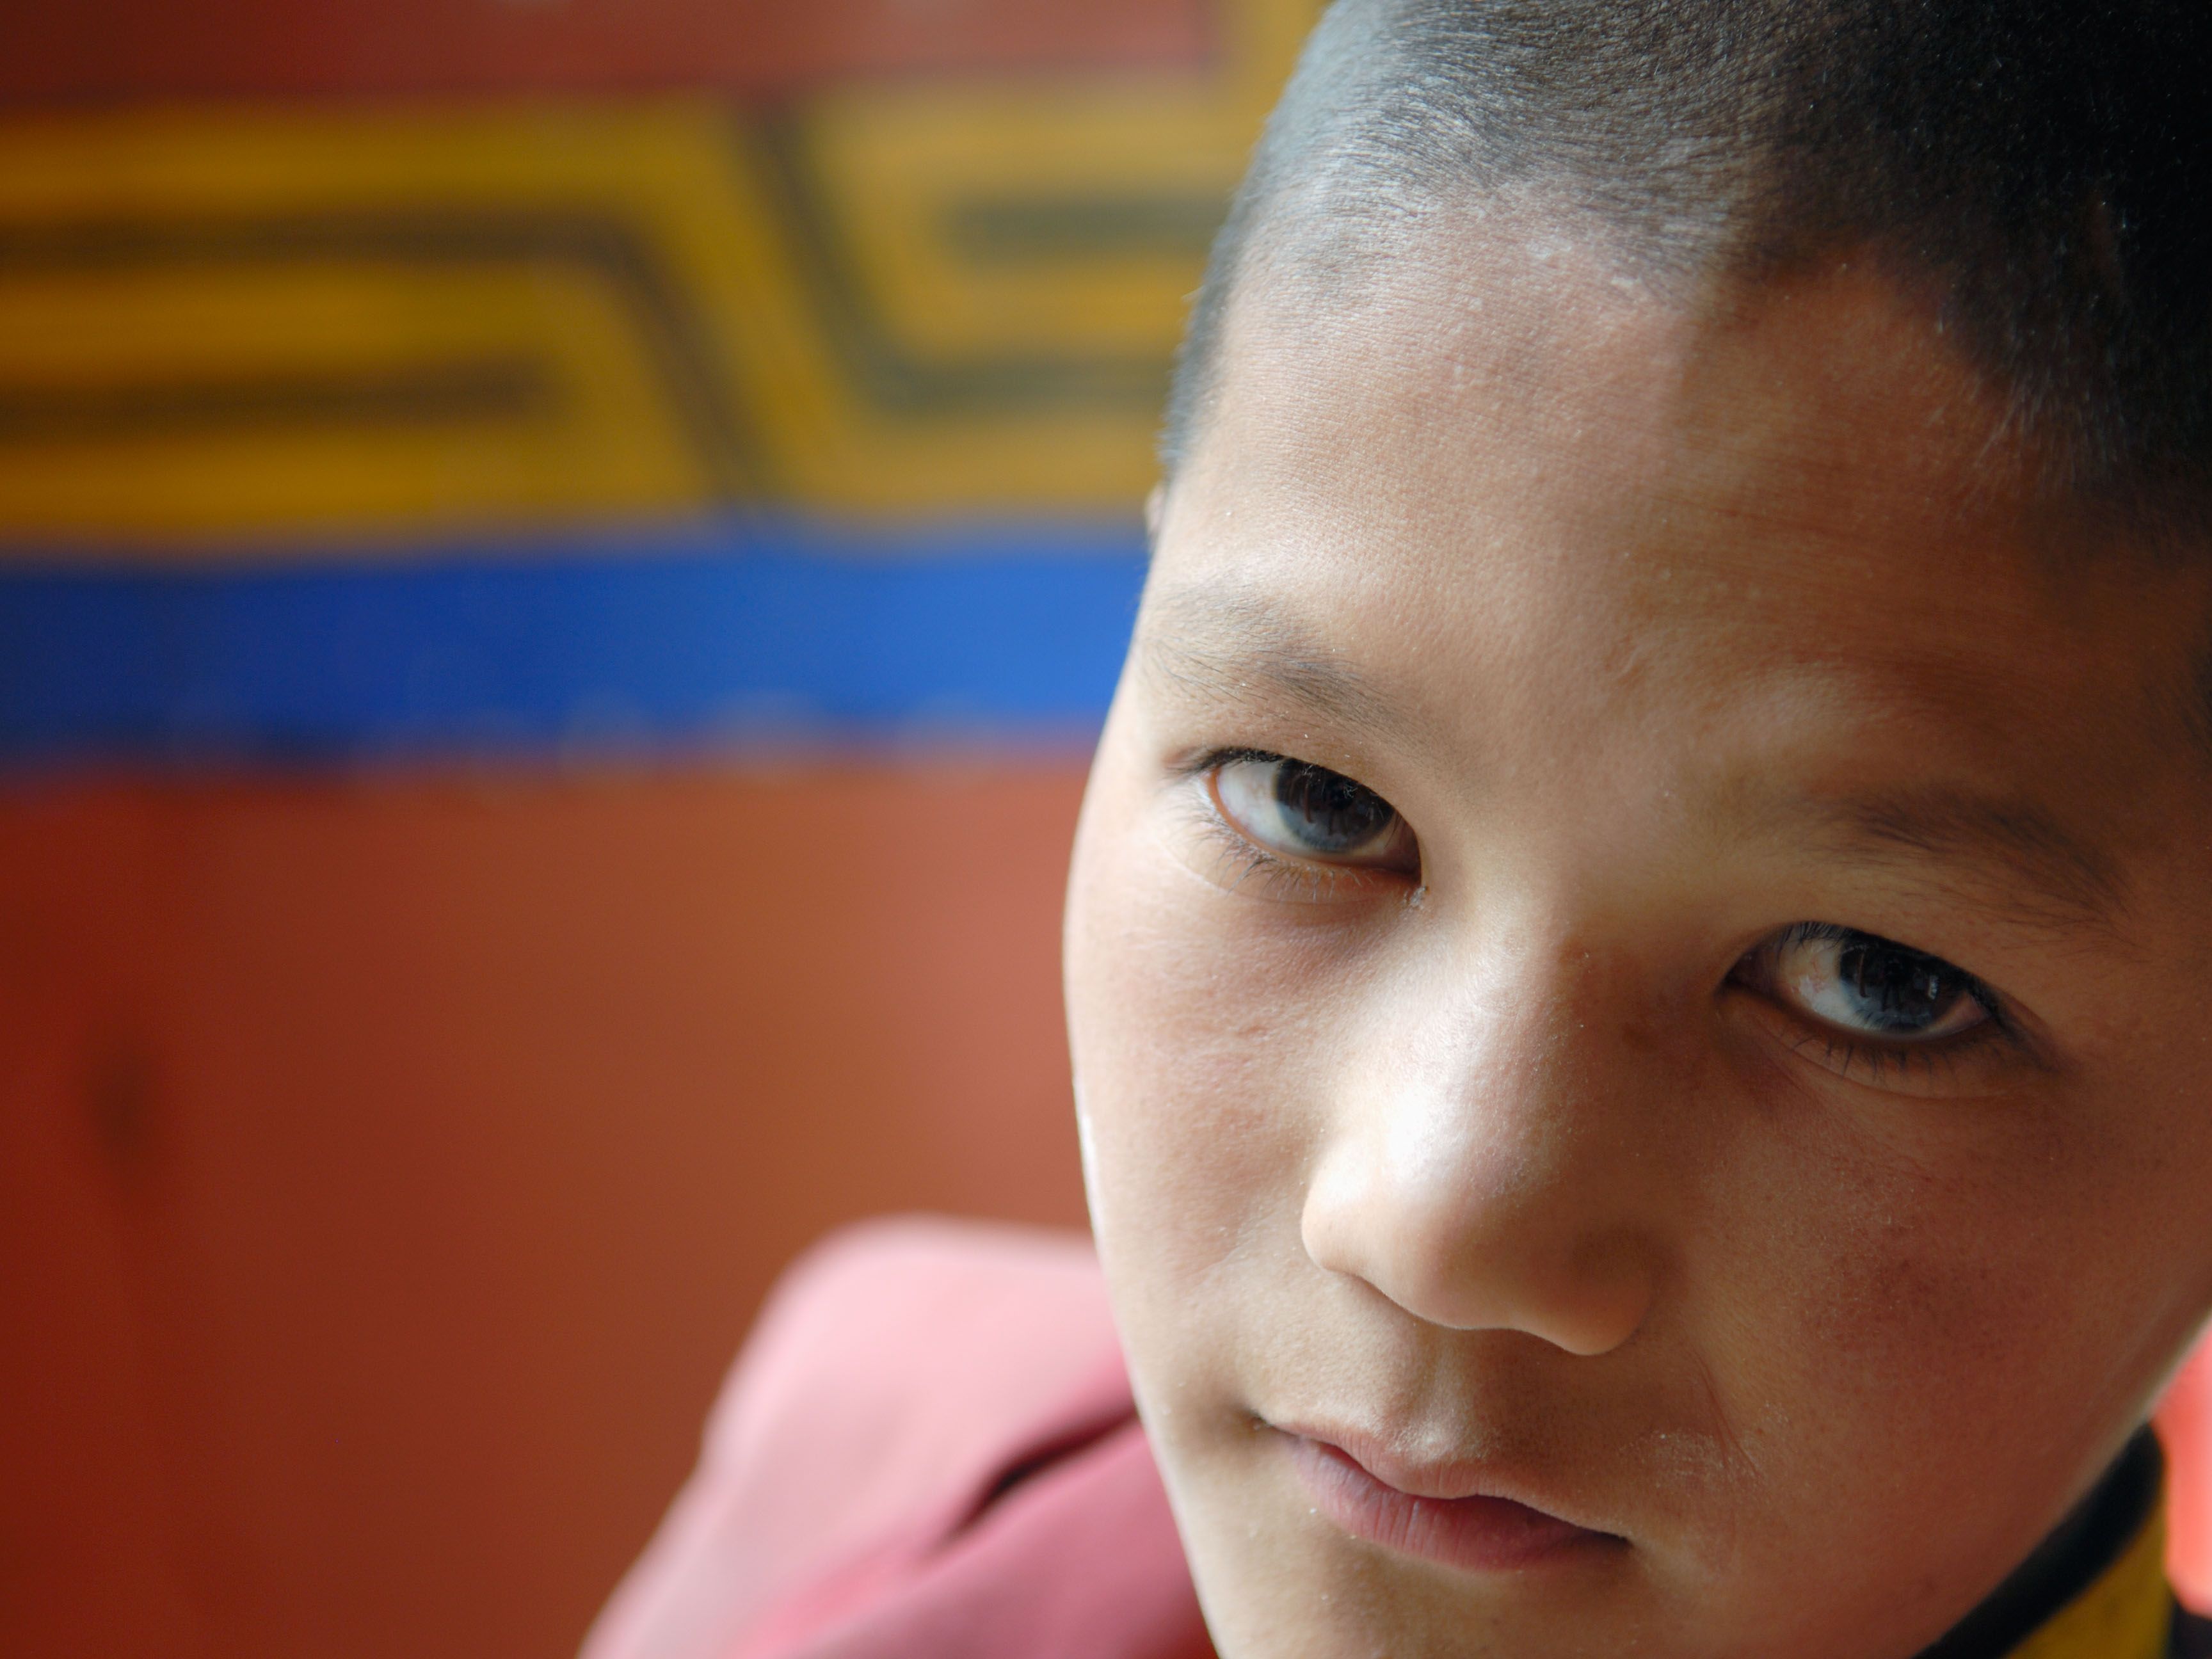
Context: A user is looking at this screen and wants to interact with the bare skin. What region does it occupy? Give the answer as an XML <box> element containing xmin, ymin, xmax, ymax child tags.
<box><xmin>1062</xmin><ymin>220</ymin><xmax>2212</xmax><ymax>1658</ymax></box>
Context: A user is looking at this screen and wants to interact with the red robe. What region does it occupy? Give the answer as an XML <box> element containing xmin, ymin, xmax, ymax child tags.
<box><xmin>581</xmin><ymin>1216</ymin><xmax>1213</xmax><ymax>1659</ymax></box>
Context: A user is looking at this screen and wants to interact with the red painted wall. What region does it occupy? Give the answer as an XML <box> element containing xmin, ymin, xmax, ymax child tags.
<box><xmin>0</xmin><ymin>764</ymin><xmax>1091</xmax><ymax>1658</ymax></box>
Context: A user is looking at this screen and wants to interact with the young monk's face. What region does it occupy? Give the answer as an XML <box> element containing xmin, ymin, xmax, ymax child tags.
<box><xmin>1063</xmin><ymin>218</ymin><xmax>2212</xmax><ymax>1659</ymax></box>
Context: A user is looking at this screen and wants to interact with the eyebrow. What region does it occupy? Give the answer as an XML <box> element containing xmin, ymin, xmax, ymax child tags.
<box><xmin>1137</xmin><ymin>579</ymin><xmax>1411</xmax><ymax>742</ymax></box>
<box><xmin>1777</xmin><ymin>787</ymin><xmax>2129</xmax><ymax>939</ymax></box>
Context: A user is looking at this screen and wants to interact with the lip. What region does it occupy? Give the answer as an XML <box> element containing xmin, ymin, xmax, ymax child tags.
<box><xmin>1281</xmin><ymin>1430</ymin><xmax>1622</xmax><ymax>1573</ymax></box>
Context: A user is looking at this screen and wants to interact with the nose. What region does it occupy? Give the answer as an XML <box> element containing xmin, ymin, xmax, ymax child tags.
<box><xmin>1299</xmin><ymin>943</ymin><xmax>1660</xmax><ymax>1356</ymax></box>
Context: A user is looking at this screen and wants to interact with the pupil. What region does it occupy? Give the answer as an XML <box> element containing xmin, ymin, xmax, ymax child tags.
<box><xmin>1274</xmin><ymin>762</ymin><xmax>1392</xmax><ymax>853</ymax></box>
<box><xmin>1837</xmin><ymin>936</ymin><xmax>1958</xmax><ymax>1032</ymax></box>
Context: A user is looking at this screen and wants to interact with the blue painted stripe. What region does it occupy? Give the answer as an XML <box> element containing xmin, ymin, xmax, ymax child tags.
<box><xmin>0</xmin><ymin>519</ymin><xmax>1150</xmax><ymax>769</ymax></box>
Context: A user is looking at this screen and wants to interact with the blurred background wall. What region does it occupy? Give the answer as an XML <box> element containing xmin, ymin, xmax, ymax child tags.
<box><xmin>0</xmin><ymin>3</ymin><xmax>2206</xmax><ymax>1655</ymax></box>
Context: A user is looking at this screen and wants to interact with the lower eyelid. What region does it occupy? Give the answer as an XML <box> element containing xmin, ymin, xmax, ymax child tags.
<box><xmin>1729</xmin><ymin>983</ymin><xmax>2019</xmax><ymax>1097</ymax></box>
<box><xmin>1183</xmin><ymin>781</ymin><xmax>1407</xmax><ymax>903</ymax></box>
<box><xmin>1199</xmin><ymin>812</ymin><xmax>1365</xmax><ymax>901</ymax></box>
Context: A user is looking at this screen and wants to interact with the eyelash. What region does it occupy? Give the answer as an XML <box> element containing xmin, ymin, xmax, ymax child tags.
<box><xmin>1175</xmin><ymin>746</ymin><xmax>1420</xmax><ymax>905</ymax></box>
<box><xmin>1736</xmin><ymin>921</ymin><xmax>2021</xmax><ymax>1086</ymax></box>
<box><xmin>1761</xmin><ymin>1014</ymin><xmax>2012</xmax><ymax>1089</ymax></box>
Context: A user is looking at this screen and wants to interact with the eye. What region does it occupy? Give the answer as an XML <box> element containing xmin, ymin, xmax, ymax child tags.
<box><xmin>1740</xmin><ymin>922</ymin><xmax>1992</xmax><ymax>1042</ymax></box>
<box><xmin>1209</xmin><ymin>754</ymin><xmax>1419</xmax><ymax>874</ymax></box>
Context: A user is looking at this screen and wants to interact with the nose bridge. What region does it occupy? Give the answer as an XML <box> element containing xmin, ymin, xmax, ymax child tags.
<box><xmin>1377</xmin><ymin>963</ymin><xmax>1575</xmax><ymax>1212</ymax></box>
<box><xmin>1301</xmin><ymin>923</ymin><xmax>1659</xmax><ymax>1355</ymax></box>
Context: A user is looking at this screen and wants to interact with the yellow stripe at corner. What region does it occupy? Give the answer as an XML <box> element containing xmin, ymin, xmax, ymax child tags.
<box><xmin>2008</xmin><ymin>1505</ymin><xmax>2174</xmax><ymax>1659</ymax></box>
<box><xmin>0</xmin><ymin>0</ymin><xmax>1320</xmax><ymax>550</ymax></box>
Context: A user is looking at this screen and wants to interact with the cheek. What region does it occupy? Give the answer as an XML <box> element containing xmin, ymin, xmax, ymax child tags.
<box><xmin>1064</xmin><ymin>754</ymin><xmax>1361</xmax><ymax>1359</ymax></box>
<box><xmin>1699</xmin><ymin>1074</ymin><xmax>2186</xmax><ymax>1550</ymax></box>
<box><xmin>1068</xmin><ymin>803</ymin><xmax>1313</xmax><ymax>1274</ymax></box>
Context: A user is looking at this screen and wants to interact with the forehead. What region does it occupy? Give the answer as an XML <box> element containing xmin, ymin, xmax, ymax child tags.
<box><xmin>1182</xmin><ymin>218</ymin><xmax>2032</xmax><ymax>602</ymax></box>
<box><xmin>1154</xmin><ymin>220</ymin><xmax>2211</xmax><ymax>833</ymax></box>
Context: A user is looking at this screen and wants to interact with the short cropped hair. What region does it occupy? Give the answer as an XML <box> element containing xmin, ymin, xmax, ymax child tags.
<box><xmin>1166</xmin><ymin>0</ymin><xmax>2212</xmax><ymax>525</ymax></box>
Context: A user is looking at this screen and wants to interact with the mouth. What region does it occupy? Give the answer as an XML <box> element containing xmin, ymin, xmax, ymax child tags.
<box><xmin>1280</xmin><ymin>1430</ymin><xmax>1624</xmax><ymax>1573</ymax></box>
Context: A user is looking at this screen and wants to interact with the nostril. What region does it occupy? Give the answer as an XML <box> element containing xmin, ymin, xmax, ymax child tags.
<box><xmin>1539</xmin><ymin>1266</ymin><xmax>1654</xmax><ymax>1358</ymax></box>
<box><xmin>1301</xmin><ymin>1156</ymin><xmax>1655</xmax><ymax>1354</ymax></box>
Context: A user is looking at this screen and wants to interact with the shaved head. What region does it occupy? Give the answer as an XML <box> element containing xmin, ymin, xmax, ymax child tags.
<box><xmin>1167</xmin><ymin>0</ymin><xmax>2212</xmax><ymax>529</ymax></box>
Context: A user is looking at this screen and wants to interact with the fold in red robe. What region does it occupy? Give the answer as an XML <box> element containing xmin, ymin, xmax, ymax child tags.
<box><xmin>582</xmin><ymin>1215</ymin><xmax>1214</xmax><ymax>1659</ymax></box>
